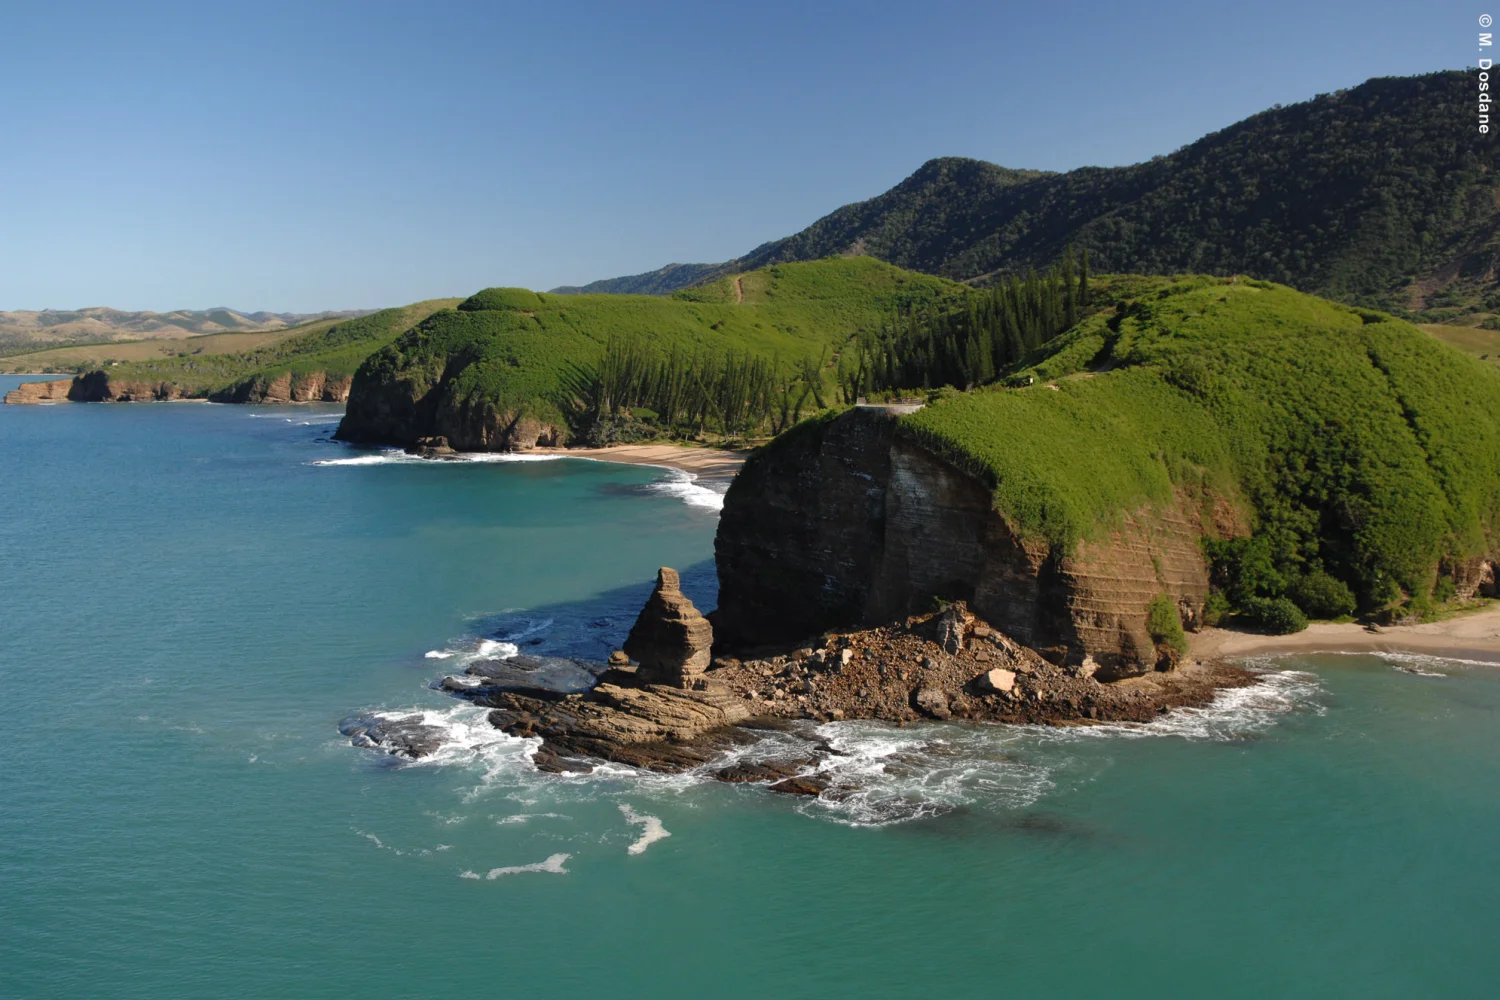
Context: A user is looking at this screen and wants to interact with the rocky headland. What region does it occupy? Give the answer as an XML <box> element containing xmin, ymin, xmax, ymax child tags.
<box><xmin>359</xmin><ymin>564</ymin><xmax>1252</xmax><ymax>796</ymax></box>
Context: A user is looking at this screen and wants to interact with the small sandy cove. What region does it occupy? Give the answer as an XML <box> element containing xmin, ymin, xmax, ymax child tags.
<box><xmin>534</xmin><ymin>444</ymin><xmax>750</xmax><ymax>481</ymax></box>
<box><xmin>1192</xmin><ymin>605</ymin><xmax>1500</xmax><ymax>662</ymax></box>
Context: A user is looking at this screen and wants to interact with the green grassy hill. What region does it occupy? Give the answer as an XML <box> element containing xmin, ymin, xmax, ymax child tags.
<box><xmin>560</xmin><ymin>71</ymin><xmax>1495</xmax><ymax>319</ymax></box>
<box><xmin>79</xmin><ymin>300</ymin><xmax>459</xmax><ymax>399</ymax></box>
<box><xmin>897</xmin><ymin>278</ymin><xmax>1500</xmax><ymax>614</ymax></box>
<box><xmin>337</xmin><ymin>258</ymin><xmax>964</xmax><ymax>448</ymax></box>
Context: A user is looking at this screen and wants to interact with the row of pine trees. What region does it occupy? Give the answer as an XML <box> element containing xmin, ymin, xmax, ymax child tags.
<box><xmin>838</xmin><ymin>248</ymin><xmax>1089</xmax><ymax>398</ymax></box>
<box><xmin>562</xmin><ymin>339</ymin><xmax>829</xmax><ymax>440</ymax></box>
<box><xmin>567</xmin><ymin>249</ymin><xmax>1091</xmax><ymax>440</ymax></box>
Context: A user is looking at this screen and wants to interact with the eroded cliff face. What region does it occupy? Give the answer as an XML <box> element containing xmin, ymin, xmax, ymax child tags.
<box><xmin>336</xmin><ymin>367</ymin><xmax>562</xmax><ymax>450</ymax></box>
<box><xmin>714</xmin><ymin>408</ymin><xmax>1222</xmax><ymax>677</ymax></box>
<box><xmin>4</xmin><ymin>370</ymin><xmax>353</xmax><ymax>404</ymax></box>
<box><xmin>3</xmin><ymin>378</ymin><xmax>75</xmax><ymax>404</ymax></box>
<box><xmin>210</xmin><ymin>371</ymin><xmax>353</xmax><ymax>403</ymax></box>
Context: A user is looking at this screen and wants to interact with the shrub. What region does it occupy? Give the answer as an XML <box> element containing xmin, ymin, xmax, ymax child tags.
<box><xmin>1145</xmin><ymin>594</ymin><xmax>1189</xmax><ymax>653</ymax></box>
<box><xmin>1201</xmin><ymin>591</ymin><xmax>1231</xmax><ymax>627</ymax></box>
<box><xmin>1433</xmin><ymin>576</ymin><xmax>1457</xmax><ymax>603</ymax></box>
<box><xmin>1241</xmin><ymin>596</ymin><xmax>1309</xmax><ymax>634</ymax></box>
<box><xmin>1288</xmin><ymin>571</ymin><xmax>1357</xmax><ymax>619</ymax></box>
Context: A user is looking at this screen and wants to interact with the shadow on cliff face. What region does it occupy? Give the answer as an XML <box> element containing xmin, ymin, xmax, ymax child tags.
<box><xmin>444</xmin><ymin>559</ymin><xmax>719</xmax><ymax>663</ymax></box>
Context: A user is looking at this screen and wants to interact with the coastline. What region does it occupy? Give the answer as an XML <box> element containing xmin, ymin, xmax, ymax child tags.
<box><xmin>533</xmin><ymin>444</ymin><xmax>750</xmax><ymax>480</ymax></box>
<box><xmin>1190</xmin><ymin>604</ymin><xmax>1500</xmax><ymax>663</ymax></box>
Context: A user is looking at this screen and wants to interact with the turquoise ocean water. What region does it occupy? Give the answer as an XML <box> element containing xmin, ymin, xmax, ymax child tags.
<box><xmin>2</xmin><ymin>374</ymin><xmax>1498</xmax><ymax>998</ymax></box>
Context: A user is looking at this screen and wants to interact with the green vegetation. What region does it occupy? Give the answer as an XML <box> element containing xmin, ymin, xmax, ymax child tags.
<box><xmin>82</xmin><ymin>300</ymin><xmax>459</xmax><ymax>397</ymax></box>
<box><xmin>567</xmin><ymin>72</ymin><xmax>1493</xmax><ymax>318</ymax></box>
<box><xmin>1145</xmin><ymin>594</ymin><xmax>1189</xmax><ymax>653</ymax></box>
<box><xmin>899</xmin><ymin>277</ymin><xmax>1500</xmax><ymax>618</ymax></box>
<box><xmin>562</xmin><ymin>336</ymin><xmax>826</xmax><ymax>443</ymax></box>
<box><xmin>343</xmin><ymin>258</ymin><xmax>965</xmax><ymax>444</ymax></box>
<box><xmin>841</xmin><ymin>251</ymin><xmax>1090</xmax><ymax>395</ymax></box>
<box><xmin>1240</xmin><ymin>596</ymin><xmax>1309</xmax><ymax>635</ymax></box>
<box><xmin>1288</xmin><ymin>571</ymin><xmax>1358</xmax><ymax>620</ymax></box>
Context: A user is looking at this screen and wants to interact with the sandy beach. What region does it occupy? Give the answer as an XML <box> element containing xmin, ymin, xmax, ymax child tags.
<box><xmin>534</xmin><ymin>444</ymin><xmax>751</xmax><ymax>481</ymax></box>
<box><xmin>1190</xmin><ymin>604</ymin><xmax>1500</xmax><ymax>663</ymax></box>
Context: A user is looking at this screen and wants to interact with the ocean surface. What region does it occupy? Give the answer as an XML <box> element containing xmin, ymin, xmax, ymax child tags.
<box><xmin>2</xmin><ymin>374</ymin><xmax>1498</xmax><ymax>999</ymax></box>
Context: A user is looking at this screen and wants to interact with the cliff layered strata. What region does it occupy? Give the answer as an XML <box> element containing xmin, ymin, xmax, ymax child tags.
<box><xmin>715</xmin><ymin>408</ymin><xmax>1221</xmax><ymax>676</ymax></box>
<box><xmin>623</xmin><ymin>567</ymin><xmax>714</xmax><ymax>687</ymax></box>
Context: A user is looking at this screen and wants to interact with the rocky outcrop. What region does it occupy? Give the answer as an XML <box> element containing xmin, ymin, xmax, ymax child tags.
<box><xmin>336</xmin><ymin>367</ymin><xmax>564</xmax><ymax>451</ymax></box>
<box><xmin>476</xmin><ymin>604</ymin><xmax>1252</xmax><ymax>779</ymax></box>
<box><xmin>623</xmin><ymin>567</ymin><xmax>714</xmax><ymax>687</ymax></box>
<box><xmin>715</xmin><ymin>408</ymin><xmax>1226</xmax><ymax>677</ymax></box>
<box><xmin>486</xmin><ymin>677</ymin><xmax>754</xmax><ymax>773</ymax></box>
<box><xmin>339</xmin><ymin>714</ymin><xmax>448</xmax><ymax>758</ymax></box>
<box><xmin>4</xmin><ymin>378</ymin><xmax>75</xmax><ymax>404</ymax></box>
<box><xmin>4</xmin><ymin>372</ymin><xmax>181</xmax><ymax>403</ymax></box>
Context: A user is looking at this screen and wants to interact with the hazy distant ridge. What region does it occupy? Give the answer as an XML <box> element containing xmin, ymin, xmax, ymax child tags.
<box><xmin>0</xmin><ymin>305</ymin><xmax>374</xmax><ymax>353</ymax></box>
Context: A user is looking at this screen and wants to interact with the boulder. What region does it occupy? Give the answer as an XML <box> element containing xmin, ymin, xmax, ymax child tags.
<box><xmin>407</xmin><ymin>435</ymin><xmax>455</xmax><ymax>457</ymax></box>
<box><xmin>623</xmin><ymin>567</ymin><xmax>714</xmax><ymax>688</ymax></box>
<box><xmin>975</xmin><ymin>668</ymin><xmax>1016</xmax><ymax>694</ymax></box>
<box><xmin>913</xmin><ymin>686</ymin><xmax>952</xmax><ymax>719</ymax></box>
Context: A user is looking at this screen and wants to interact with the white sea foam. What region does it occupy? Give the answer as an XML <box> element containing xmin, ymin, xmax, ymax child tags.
<box><xmin>1060</xmin><ymin>666</ymin><xmax>1324</xmax><ymax>742</ymax></box>
<box><xmin>1324</xmin><ymin>650</ymin><xmax>1499</xmax><ymax>675</ymax></box>
<box><xmin>619</xmin><ymin>804</ymin><xmax>671</xmax><ymax>854</ymax></box>
<box><xmin>422</xmin><ymin>637</ymin><xmax>521</xmax><ymax>667</ymax></box>
<box><xmin>645</xmin><ymin>469</ymin><xmax>726</xmax><ymax>511</ymax></box>
<box><xmin>497</xmin><ymin>812</ymin><xmax>570</xmax><ymax>825</ymax></box>
<box><xmin>360</xmin><ymin>703</ymin><xmax>540</xmax><ymax>775</ymax></box>
<box><xmin>464</xmin><ymin>853</ymin><xmax>571</xmax><ymax>879</ymax></box>
<box><xmin>310</xmin><ymin>450</ymin><xmax>561</xmax><ymax>467</ymax></box>
<box><xmin>795</xmin><ymin>722</ymin><xmax>1054</xmax><ymax>827</ymax></box>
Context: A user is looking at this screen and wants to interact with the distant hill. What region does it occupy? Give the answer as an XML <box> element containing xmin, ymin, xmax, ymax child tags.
<box><xmin>0</xmin><ymin>305</ymin><xmax>374</xmax><ymax>355</ymax></box>
<box><xmin>6</xmin><ymin>300</ymin><xmax>457</xmax><ymax>404</ymax></box>
<box><xmin>554</xmin><ymin>71</ymin><xmax>1495</xmax><ymax>317</ymax></box>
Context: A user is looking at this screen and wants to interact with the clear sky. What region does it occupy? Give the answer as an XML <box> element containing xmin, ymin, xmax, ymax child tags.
<box><xmin>0</xmin><ymin>0</ymin><xmax>1473</xmax><ymax>311</ymax></box>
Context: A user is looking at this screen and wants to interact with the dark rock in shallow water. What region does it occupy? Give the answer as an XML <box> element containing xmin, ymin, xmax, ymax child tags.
<box><xmin>340</xmin><ymin>714</ymin><xmax>447</xmax><ymax>759</ymax></box>
<box><xmin>437</xmin><ymin>653</ymin><xmax>608</xmax><ymax>700</ymax></box>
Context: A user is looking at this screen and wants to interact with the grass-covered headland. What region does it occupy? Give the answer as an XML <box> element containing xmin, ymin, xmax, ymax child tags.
<box><xmin>336</xmin><ymin>258</ymin><xmax>964</xmax><ymax>447</ymax></box>
<box><xmin>897</xmin><ymin>277</ymin><xmax>1500</xmax><ymax>620</ymax></box>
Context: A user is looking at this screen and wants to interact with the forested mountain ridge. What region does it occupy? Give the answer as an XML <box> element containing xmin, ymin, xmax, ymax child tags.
<box><xmin>556</xmin><ymin>71</ymin><xmax>1496</xmax><ymax>317</ymax></box>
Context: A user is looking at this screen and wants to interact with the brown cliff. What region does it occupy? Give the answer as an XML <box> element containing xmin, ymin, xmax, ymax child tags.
<box><xmin>4</xmin><ymin>378</ymin><xmax>75</xmax><ymax>404</ymax></box>
<box><xmin>4</xmin><ymin>369</ymin><xmax>353</xmax><ymax>404</ymax></box>
<box><xmin>714</xmin><ymin>408</ymin><xmax>1230</xmax><ymax>678</ymax></box>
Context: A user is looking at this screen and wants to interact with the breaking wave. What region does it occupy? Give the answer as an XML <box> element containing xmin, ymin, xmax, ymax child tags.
<box><xmin>643</xmin><ymin>470</ymin><xmax>726</xmax><ymax>511</ymax></box>
<box><xmin>310</xmin><ymin>449</ymin><xmax>562</xmax><ymax>467</ymax></box>
<box><xmin>422</xmin><ymin>637</ymin><xmax>521</xmax><ymax>666</ymax></box>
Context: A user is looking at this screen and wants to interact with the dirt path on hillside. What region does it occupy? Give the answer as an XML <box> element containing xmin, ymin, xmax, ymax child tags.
<box><xmin>734</xmin><ymin>277</ymin><xmax>744</xmax><ymax>303</ymax></box>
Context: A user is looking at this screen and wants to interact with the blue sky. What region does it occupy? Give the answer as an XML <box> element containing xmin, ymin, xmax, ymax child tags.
<box><xmin>0</xmin><ymin>0</ymin><xmax>1472</xmax><ymax>311</ymax></box>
